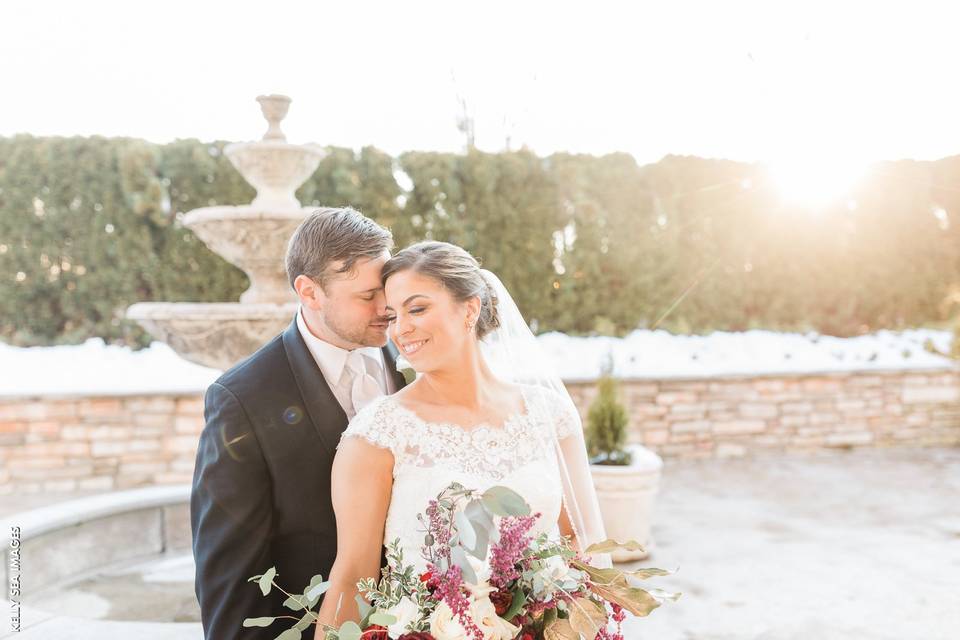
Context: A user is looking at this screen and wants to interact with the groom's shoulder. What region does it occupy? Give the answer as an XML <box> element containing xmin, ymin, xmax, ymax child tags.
<box><xmin>211</xmin><ymin>333</ymin><xmax>289</xmax><ymax>398</ymax></box>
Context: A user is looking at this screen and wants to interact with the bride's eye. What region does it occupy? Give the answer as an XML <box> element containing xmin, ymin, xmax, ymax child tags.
<box><xmin>410</xmin><ymin>307</ymin><xmax>426</xmax><ymax>314</ymax></box>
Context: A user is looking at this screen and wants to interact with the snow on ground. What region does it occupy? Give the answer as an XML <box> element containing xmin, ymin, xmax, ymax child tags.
<box><xmin>540</xmin><ymin>328</ymin><xmax>955</xmax><ymax>381</ymax></box>
<box><xmin>0</xmin><ymin>339</ymin><xmax>221</xmax><ymax>397</ymax></box>
<box><xmin>0</xmin><ymin>329</ymin><xmax>954</xmax><ymax>397</ymax></box>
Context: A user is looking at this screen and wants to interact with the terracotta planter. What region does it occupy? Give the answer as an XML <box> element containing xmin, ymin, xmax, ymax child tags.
<box><xmin>591</xmin><ymin>444</ymin><xmax>663</xmax><ymax>562</ymax></box>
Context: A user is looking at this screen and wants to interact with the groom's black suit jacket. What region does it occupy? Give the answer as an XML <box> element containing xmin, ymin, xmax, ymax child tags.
<box><xmin>190</xmin><ymin>317</ymin><xmax>406</xmax><ymax>639</ymax></box>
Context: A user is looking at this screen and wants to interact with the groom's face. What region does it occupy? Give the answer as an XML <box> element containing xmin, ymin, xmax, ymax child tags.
<box><xmin>298</xmin><ymin>251</ymin><xmax>392</xmax><ymax>349</ymax></box>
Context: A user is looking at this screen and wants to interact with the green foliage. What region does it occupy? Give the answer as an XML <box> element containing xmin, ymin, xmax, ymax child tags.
<box><xmin>2</xmin><ymin>135</ymin><xmax>960</xmax><ymax>348</ymax></box>
<box><xmin>585</xmin><ymin>375</ymin><xmax>632</xmax><ymax>465</ymax></box>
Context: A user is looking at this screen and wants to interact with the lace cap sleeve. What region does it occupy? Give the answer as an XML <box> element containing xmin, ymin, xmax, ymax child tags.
<box><xmin>523</xmin><ymin>385</ymin><xmax>582</xmax><ymax>440</ymax></box>
<box><xmin>339</xmin><ymin>396</ymin><xmax>405</xmax><ymax>455</ymax></box>
<box><xmin>552</xmin><ymin>394</ymin><xmax>583</xmax><ymax>440</ymax></box>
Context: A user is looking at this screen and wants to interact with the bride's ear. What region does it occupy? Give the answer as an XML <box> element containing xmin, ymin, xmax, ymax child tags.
<box><xmin>464</xmin><ymin>295</ymin><xmax>482</xmax><ymax>329</ymax></box>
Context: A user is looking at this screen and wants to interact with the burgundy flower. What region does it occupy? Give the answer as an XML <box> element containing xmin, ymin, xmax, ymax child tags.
<box><xmin>363</xmin><ymin>624</ymin><xmax>389</xmax><ymax>640</ymax></box>
<box><xmin>396</xmin><ymin>633</ymin><xmax>436</xmax><ymax>640</ymax></box>
<box><xmin>489</xmin><ymin>587</ymin><xmax>513</xmax><ymax>617</ymax></box>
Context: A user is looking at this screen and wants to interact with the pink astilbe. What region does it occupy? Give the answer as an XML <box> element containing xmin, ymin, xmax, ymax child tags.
<box><xmin>430</xmin><ymin>563</ymin><xmax>484</xmax><ymax>640</ymax></box>
<box><xmin>595</xmin><ymin>603</ymin><xmax>626</xmax><ymax>640</ymax></box>
<box><xmin>488</xmin><ymin>513</ymin><xmax>539</xmax><ymax>589</ymax></box>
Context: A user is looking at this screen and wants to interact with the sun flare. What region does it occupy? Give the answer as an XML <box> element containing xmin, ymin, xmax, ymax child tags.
<box><xmin>766</xmin><ymin>157</ymin><xmax>866</xmax><ymax>209</ymax></box>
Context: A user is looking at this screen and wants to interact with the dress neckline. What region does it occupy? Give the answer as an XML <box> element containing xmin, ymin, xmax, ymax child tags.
<box><xmin>384</xmin><ymin>388</ymin><xmax>532</xmax><ymax>434</ymax></box>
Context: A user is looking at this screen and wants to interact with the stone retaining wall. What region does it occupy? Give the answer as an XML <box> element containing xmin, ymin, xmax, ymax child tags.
<box><xmin>0</xmin><ymin>395</ymin><xmax>204</xmax><ymax>494</ymax></box>
<box><xmin>2</xmin><ymin>367</ymin><xmax>958</xmax><ymax>493</ymax></box>
<box><xmin>567</xmin><ymin>368</ymin><xmax>960</xmax><ymax>458</ymax></box>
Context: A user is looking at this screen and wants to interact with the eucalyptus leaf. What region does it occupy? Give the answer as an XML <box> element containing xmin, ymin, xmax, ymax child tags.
<box><xmin>294</xmin><ymin>611</ymin><xmax>316</xmax><ymax>632</ymax></box>
<box><xmin>467</xmin><ymin>519</ymin><xmax>491</xmax><ymax>560</ymax></box>
<box><xmin>450</xmin><ymin>546</ymin><xmax>477</xmax><ymax>584</ymax></box>
<box><xmin>355</xmin><ymin>595</ymin><xmax>373</xmax><ymax>622</ymax></box>
<box><xmin>481</xmin><ymin>486</ymin><xmax>530</xmax><ymax>516</ymax></box>
<box><xmin>338</xmin><ymin>620</ymin><xmax>363</xmax><ymax>640</ymax></box>
<box><xmin>258</xmin><ymin>567</ymin><xmax>277</xmax><ymax>596</ymax></box>
<box><xmin>455</xmin><ymin>510</ymin><xmax>477</xmax><ymax>551</ymax></box>
<box><xmin>282</xmin><ymin>594</ymin><xmax>306</xmax><ymax>611</ymax></box>
<box><xmin>465</xmin><ymin>499</ymin><xmax>494</xmax><ymax>531</ymax></box>
<box><xmin>305</xmin><ymin>580</ymin><xmax>331</xmax><ymax>602</ymax></box>
<box><xmin>275</xmin><ymin>628</ymin><xmax>302</xmax><ymax>640</ymax></box>
<box><xmin>303</xmin><ymin>573</ymin><xmax>325</xmax><ymax>593</ymax></box>
<box><xmin>369</xmin><ymin>611</ymin><xmax>399</xmax><ymax>626</ymax></box>
<box><xmin>242</xmin><ymin>616</ymin><xmax>275</xmax><ymax>627</ymax></box>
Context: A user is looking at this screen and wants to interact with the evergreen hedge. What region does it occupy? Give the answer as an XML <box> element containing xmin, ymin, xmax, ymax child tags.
<box><xmin>1</xmin><ymin>134</ymin><xmax>958</xmax><ymax>347</ymax></box>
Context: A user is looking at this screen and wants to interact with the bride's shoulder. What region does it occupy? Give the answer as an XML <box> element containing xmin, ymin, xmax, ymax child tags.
<box><xmin>339</xmin><ymin>394</ymin><xmax>409</xmax><ymax>453</ymax></box>
<box><xmin>515</xmin><ymin>383</ymin><xmax>581</xmax><ymax>438</ymax></box>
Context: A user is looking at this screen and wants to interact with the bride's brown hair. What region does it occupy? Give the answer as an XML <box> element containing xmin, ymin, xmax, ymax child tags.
<box><xmin>381</xmin><ymin>241</ymin><xmax>501</xmax><ymax>339</ymax></box>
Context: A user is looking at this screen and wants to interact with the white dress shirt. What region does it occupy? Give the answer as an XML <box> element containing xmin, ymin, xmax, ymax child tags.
<box><xmin>296</xmin><ymin>307</ymin><xmax>394</xmax><ymax>418</ymax></box>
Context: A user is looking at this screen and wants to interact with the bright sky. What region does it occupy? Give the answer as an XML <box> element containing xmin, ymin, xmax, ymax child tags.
<box><xmin>3</xmin><ymin>0</ymin><xmax>960</xmax><ymax>167</ymax></box>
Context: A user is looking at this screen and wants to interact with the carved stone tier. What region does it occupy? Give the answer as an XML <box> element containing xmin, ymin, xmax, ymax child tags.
<box><xmin>225</xmin><ymin>141</ymin><xmax>324</xmax><ymax>210</ymax></box>
<box><xmin>126</xmin><ymin>302</ymin><xmax>296</xmax><ymax>370</ymax></box>
<box><xmin>182</xmin><ymin>205</ymin><xmax>311</xmax><ymax>304</ymax></box>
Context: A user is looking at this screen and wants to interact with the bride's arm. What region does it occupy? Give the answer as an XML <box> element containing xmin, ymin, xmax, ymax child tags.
<box><xmin>313</xmin><ymin>437</ymin><xmax>393</xmax><ymax>639</ymax></box>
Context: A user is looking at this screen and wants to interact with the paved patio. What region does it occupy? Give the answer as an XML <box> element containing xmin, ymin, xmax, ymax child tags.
<box><xmin>622</xmin><ymin>446</ymin><xmax>960</xmax><ymax>640</ymax></box>
<box><xmin>4</xmin><ymin>447</ymin><xmax>958</xmax><ymax>639</ymax></box>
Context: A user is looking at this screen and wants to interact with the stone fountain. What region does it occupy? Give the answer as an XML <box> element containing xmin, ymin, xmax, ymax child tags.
<box><xmin>127</xmin><ymin>95</ymin><xmax>323</xmax><ymax>370</ymax></box>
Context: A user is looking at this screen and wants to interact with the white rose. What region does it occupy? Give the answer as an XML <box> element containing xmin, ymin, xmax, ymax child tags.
<box><xmin>470</xmin><ymin>597</ymin><xmax>521</xmax><ymax>640</ymax></box>
<box><xmin>384</xmin><ymin>596</ymin><xmax>419</xmax><ymax>639</ymax></box>
<box><xmin>429</xmin><ymin>601</ymin><xmax>469</xmax><ymax>640</ymax></box>
<box><xmin>464</xmin><ymin>554</ymin><xmax>496</xmax><ymax>600</ymax></box>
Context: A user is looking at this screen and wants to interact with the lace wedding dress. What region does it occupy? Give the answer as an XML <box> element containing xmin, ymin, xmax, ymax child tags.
<box><xmin>338</xmin><ymin>385</ymin><xmax>578</xmax><ymax>573</ymax></box>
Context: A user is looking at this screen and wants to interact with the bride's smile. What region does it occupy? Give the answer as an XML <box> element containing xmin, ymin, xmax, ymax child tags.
<box><xmin>399</xmin><ymin>338</ymin><xmax>429</xmax><ymax>355</ymax></box>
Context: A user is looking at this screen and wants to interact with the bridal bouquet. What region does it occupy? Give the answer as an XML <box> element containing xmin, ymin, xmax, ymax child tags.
<box><xmin>245</xmin><ymin>483</ymin><xmax>678</xmax><ymax>640</ymax></box>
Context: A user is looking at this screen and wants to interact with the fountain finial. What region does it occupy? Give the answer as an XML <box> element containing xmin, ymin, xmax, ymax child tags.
<box><xmin>256</xmin><ymin>94</ymin><xmax>292</xmax><ymax>142</ymax></box>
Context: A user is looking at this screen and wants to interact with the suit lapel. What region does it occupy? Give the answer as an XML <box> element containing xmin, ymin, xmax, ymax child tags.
<box><xmin>281</xmin><ymin>317</ymin><xmax>346</xmax><ymax>456</ymax></box>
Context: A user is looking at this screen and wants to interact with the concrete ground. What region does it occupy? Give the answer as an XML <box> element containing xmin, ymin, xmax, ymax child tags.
<box><xmin>622</xmin><ymin>447</ymin><xmax>960</xmax><ymax>640</ymax></box>
<box><xmin>5</xmin><ymin>447</ymin><xmax>959</xmax><ymax>639</ymax></box>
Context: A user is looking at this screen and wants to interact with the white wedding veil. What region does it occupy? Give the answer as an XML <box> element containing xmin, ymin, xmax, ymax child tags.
<box><xmin>478</xmin><ymin>269</ymin><xmax>612</xmax><ymax>568</ymax></box>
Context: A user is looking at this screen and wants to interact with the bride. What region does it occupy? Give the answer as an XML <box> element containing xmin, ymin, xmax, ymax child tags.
<box><xmin>314</xmin><ymin>241</ymin><xmax>609</xmax><ymax>636</ymax></box>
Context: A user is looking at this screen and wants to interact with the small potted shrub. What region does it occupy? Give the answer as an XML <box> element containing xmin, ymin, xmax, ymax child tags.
<box><xmin>585</xmin><ymin>368</ymin><xmax>663</xmax><ymax>562</ymax></box>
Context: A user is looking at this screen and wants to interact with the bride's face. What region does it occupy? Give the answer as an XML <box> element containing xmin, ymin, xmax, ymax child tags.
<box><xmin>384</xmin><ymin>269</ymin><xmax>479</xmax><ymax>371</ymax></box>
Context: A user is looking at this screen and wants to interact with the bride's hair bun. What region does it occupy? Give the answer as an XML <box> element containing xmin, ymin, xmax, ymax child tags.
<box><xmin>382</xmin><ymin>241</ymin><xmax>501</xmax><ymax>339</ymax></box>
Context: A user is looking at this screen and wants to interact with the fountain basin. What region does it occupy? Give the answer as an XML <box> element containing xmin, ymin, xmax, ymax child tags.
<box><xmin>224</xmin><ymin>140</ymin><xmax>324</xmax><ymax>210</ymax></box>
<box><xmin>126</xmin><ymin>302</ymin><xmax>295</xmax><ymax>370</ymax></box>
<box><xmin>182</xmin><ymin>204</ymin><xmax>310</xmax><ymax>304</ymax></box>
<box><xmin>2</xmin><ymin>487</ymin><xmax>201</xmax><ymax>637</ymax></box>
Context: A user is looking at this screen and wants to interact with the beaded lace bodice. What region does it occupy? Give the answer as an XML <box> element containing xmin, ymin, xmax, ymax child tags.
<box><xmin>339</xmin><ymin>388</ymin><xmax>576</xmax><ymax>572</ymax></box>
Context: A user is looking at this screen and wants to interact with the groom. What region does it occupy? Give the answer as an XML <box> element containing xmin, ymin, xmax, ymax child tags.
<box><xmin>190</xmin><ymin>207</ymin><xmax>406</xmax><ymax>639</ymax></box>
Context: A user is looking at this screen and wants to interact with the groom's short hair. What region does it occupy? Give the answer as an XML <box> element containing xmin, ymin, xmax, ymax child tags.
<box><xmin>285</xmin><ymin>207</ymin><xmax>393</xmax><ymax>291</ymax></box>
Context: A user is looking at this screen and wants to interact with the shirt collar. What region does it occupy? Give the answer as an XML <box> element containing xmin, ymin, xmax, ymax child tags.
<box><xmin>296</xmin><ymin>306</ymin><xmax>382</xmax><ymax>384</ymax></box>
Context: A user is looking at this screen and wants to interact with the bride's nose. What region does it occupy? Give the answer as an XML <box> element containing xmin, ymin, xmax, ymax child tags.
<box><xmin>396</xmin><ymin>314</ymin><xmax>415</xmax><ymax>335</ymax></box>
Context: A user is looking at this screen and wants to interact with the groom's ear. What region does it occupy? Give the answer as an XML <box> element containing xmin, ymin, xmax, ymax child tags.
<box><xmin>293</xmin><ymin>274</ymin><xmax>324</xmax><ymax>310</ymax></box>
